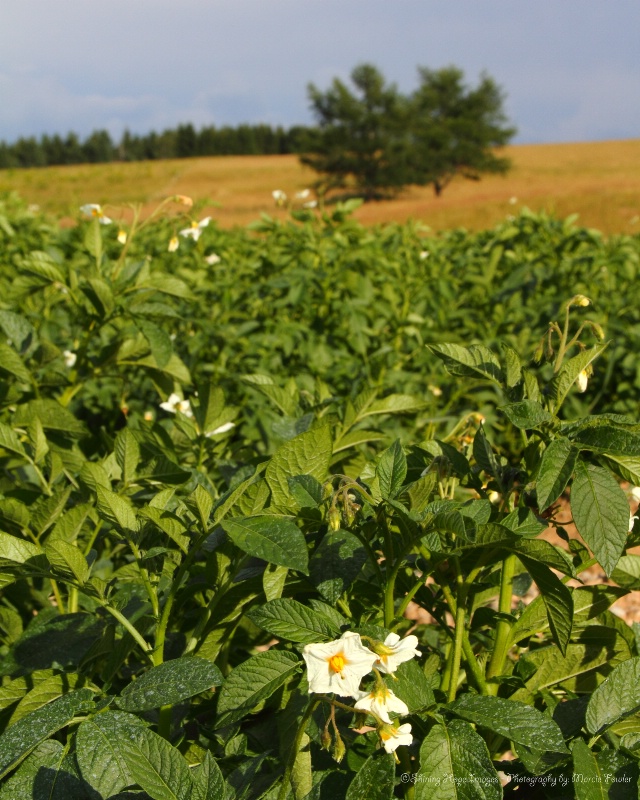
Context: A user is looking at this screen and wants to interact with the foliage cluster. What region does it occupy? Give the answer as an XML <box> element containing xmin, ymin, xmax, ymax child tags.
<box><xmin>0</xmin><ymin>194</ymin><xmax>639</xmax><ymax>798</ymax></box>
<box><xmin>301</xmin><ymin>64</ymin><xmax>516</xmax><ymax>199</ymax></box>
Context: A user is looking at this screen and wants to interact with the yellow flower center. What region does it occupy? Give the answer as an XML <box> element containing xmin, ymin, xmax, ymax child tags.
<box><xmin>91</xmin><ymin>208</ymin><xmax>100</xmax><ymax>217</ymax></box>
<box><xmin>328</xmin><ymin>652</ymin><xmax>347</xmax><ymax>674</ymax></box>
<box><xmin>191</xmin><ymin>221</ymin><xmax>199</xmax><ymax>228</ymax></box>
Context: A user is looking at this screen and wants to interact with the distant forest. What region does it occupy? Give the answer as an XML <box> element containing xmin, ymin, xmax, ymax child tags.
<box><xmin>0</xmin><ymin>123</ymin><xmax>314</xmax><ymax>169</ymax></box>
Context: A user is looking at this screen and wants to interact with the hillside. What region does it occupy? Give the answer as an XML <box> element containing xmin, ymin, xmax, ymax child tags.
<box><xmin>1</xmin><ymin>138</ymin><xmax>639</xmax><ymax>233</ymax></box>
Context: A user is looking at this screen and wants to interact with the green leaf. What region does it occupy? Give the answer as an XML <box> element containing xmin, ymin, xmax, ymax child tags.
<box><xmin>84</xmin><ymin>218</ymin><xmax>102</xmax><ymax>261</ymax></box>
<box><xmin>500</xmin><ymin>400</ymin><xmax>552</xmax><ymax>429</ymax></box>
<box><xmin>216</xmin><ymin>650</ymin><xmax>301</xmax><ymax>727</ymax></box>
<box><xmin>119</xmin><ymin>723</ymin><xmax>194</xmax><ymax>800</ymax></box>
<box><xmin>389</xmin><ymin>658</ymin><xmax>435</xmax><ymax>713</ymax></box>
<box><xmin>364</xmin><ymin>394</ymin><xmax>425</xmax><ymax>417</ymax></box>
<box><xmin>472</xmin><ymin>427</ymin><xmax>500</xmax><ymax>479</ymax></box>
<box><xmin>139</xmin><ymin>507</ymin><xmax>189</xmax><ymax>554</ymax></box>
<box><xmin>44</xmin><ymin>539</ymin><xmax>89</xmax><ymax>585</ymax></box>
<box><xmin>0</xmin><ymin>688</ymin><xmax>93</xmax><ymax>779</ymax></box>
<box><xmin>0</xmin><ymin>531</ymin><xmax>45</xmax><ymax>570</ymax></box>
<box><xmin>449</xmin><ymin>695</ymin><xmax>568</xmax><ymax>753</ymax></box>
<box><xmin>248</xmin><ymin>598</ymin><xmax>340</xmax><ymax>644</ymax></box>
<box><xmin>287</xmin><ymin>475</ymin><xmax>324</xmax><ymax>508</ymax></box>
<box><xmin>429</xmin><ymin>343</ymin><xmax>504</xmax><ymax>385</ymax></box>
<box><xmin>221</xmin><ymin>515</ymin><xmax>309</xmax><ymax>573</ymax></box>
<box><xmin>190</xmin><ymin>484</ymin><xmax>213</xmax><ymax>529</ymax></box>
<box><xmin>571</xmin><ymin>461</ymin><xmax>629</xmax><ymax>576</ymax></box>
<box><xmin>519</xmin><ymin>556</ymin><xmax>573</xmax><ymax>655</ymax></box>
<box><xmin>0</xmin><ymin>421</ymin><xmax>28</xmax><ymax>459</ymax></box>
<box><xmin>191</xmin><ymin>751</ymin><xmax>226</xmax><ymax>800</ymax></box>
<box><xmin>96</xmin><ymin>486</ymin><xmax>139</xmax><ymax>534</ymax></box>
<box><xmin>263</xmin><ymin>563</ymin><xmax>288</xmax><ymax>602</ymax></box>
<box><xmin>568</xmin><ymin>424</ymin><xmax>640</xmax><ymax>457</ymax></box>
<box><xmin>571</xmin><ymin>739</ymin><xmax>608</xmax><ymax>800</ymax></box>
<box><xmin>13</xmin><ymin>399</ymin><xmax>87</xmax><ymax>437</ymax></box>
<box><xmin>117</xmin><ymin>657</ymin><xmax>223</xmax><ymax>712</ymax></box>
<box><xmin>415</xmin><ymin>720</ymin><xmax>502</xmax><ymax>800</ymax></box>
<box><xmin>8</xmin><ymin>672</ymin><xmax>83</xmax><ymax>725</ymax></box>
<box><xmin>500</xmin><ymin>508</ymin><xmax>546</xmax><ymax>538</ymax></box>
<box><xmin>309</xmin><ymin>529</ymin><xmax>367</xmax><ymax>604</ymax></box>
<box><xmin>376</xmin><ymin>439</ymin><xmax>407</xmax><ymax>500</ymax></box>
<box><xmin>265</xmin><ymin>426</ymin><xmax>333</xmax><ymax>508</ymax></box>
<box><xmin>0</xmin><ymin>740</ymin><xmax>64</xmax><ymax>800</ymax></box>
<box><xmin>536</xmin><ymin>437</ymin><xmax>579</xmax><ymax>511</ymax></box>
<box><xmin>83</xmin><ymin>276</ymin><xmax>115</xmax><ymax>318</ymax></box>
<box><xmin>130</xmin><ymin>352</ymin><xmax>192</xmax><ymax>384</ymax></box>
<box><xmin>136</xmin><ymin>318</ymin><xmax>173</xmax><ymax>368</ymax></box>
<box><xmin>586</xmin><ymin>657</ymin><xmax>640</xmax><ymax>734</ymax></box>
<box><xmin>611</xmin><ymin>555</ymin><xmax>640</xmax><ymax>589</ymax></box>
<box><xmin>345</xmin><ymin>752</ymin><xmax>395</xmax><ymax>800</ymax></box>
<box><xmin>549</xmin><ymin>343</ymin><xmax>607</xmax><ymax>411</ymax></box>
<box><xmin>115</xmin><ymin>428</ymin><xmax>140</xmax><ymax>486</ymax></box>
<box><xmin>0</xmin><ymin>343</ymin><xmax>32</xmax><ymax>383</ymax></box>
<box><xmin>76</xmin><ymin>711</ymin><xmax>146</xmax><ymax>798</ymax></box>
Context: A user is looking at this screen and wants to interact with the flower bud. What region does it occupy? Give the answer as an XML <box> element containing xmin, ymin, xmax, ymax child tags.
<box><xmin>328</xmin><ymin>506</ymin><xmax>341</xmax><ymax>531</ymax></box>
<box><xmin>332</xmin><ymin>733</ymin><xmax>346</xmax><ymax>763</ymax></box>
<box><xmin>576</xmin><ymin>370</ymin><xmax>589</xmax><ymax>393</ymax></box>
<box><xmin>174</xmin><ymin>194</ymin><xmax>193</xmax><ymax>207</ymax></box>
<box><xmin>321</xmin><ymin>729</ymin><xmax>332</xmax><ymax>751</ymax></box>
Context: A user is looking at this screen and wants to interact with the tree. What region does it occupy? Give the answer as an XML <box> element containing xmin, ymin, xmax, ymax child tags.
<box><xmin>409</xmin><ymin>66</ymin><xmax>516</xmax><ymax>196</ymax></box>
<box><xmin>300</xmin><ymin>64</ymin><xmax>411</xmax><ymax>200</ymax></box>
<box><xmin>299</xmin><ymin>63</ymin><xmax>516</xmax><ymax>200</ymax></box>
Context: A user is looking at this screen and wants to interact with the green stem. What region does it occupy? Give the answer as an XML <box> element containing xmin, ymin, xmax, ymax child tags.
<box><xmin>157</xmin><ymin>704</ymin><xmax>172</xmax><ymax>741</ymax></box>
<box><xmin>102</xmin><ymin>603</ymin><xmax>154</xmax><ymax>663</ymax></box>
<box><xmin>485</xmin><ymin>553</ymin><xmax>517</xmax><ymax>693</ymax></box>
<box><xmin>447</xmin><ymin>560</ymin><xmax>467</xmax><ymax>703</ymax></box>
<box><xmin>278</xmin><ymin>699</ymin><xmax>319</xmax><ymax>800</ymax></box>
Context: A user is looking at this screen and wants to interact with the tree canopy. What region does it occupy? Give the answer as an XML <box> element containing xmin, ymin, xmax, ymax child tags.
<box><xmin>300</xmin><ymin>63</ymin><xmax>517</xmax><ymax>200</ymax></box>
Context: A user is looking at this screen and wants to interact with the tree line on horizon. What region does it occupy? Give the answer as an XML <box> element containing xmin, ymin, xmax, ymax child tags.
<box><xmin>0</xmin><ymin>63</ymin><xmax>516</xmax><ymax>199</ymax></box>
<box><xmin>0</xmin><ymin>122</ymin><xmax>313</xmax><ymax>170</ymax></box>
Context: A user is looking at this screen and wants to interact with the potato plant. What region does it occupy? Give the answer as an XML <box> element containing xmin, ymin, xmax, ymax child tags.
<box><xmin>0</xmin><ymin>195</ymin><xmax>639</xmax><ymax>798</ymax></box>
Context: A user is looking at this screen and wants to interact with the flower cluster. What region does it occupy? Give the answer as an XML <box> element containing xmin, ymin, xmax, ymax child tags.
<box><xmin>302</xmin><ymin>631</ymin><xmax>420</xmax><ymax>756</ymax></box>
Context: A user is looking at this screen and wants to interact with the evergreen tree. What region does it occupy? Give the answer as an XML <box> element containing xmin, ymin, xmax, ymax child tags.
<box><xmin>300</xmin><ymin>64</ymin><xmax>410</xmax><ymax>200</ymax></box>
<box><xmin>300</xmin><ymin>63</ymin><xmax>516</xmax><ymax>200</ymax></box>
<box><xmin>409</xmin><ymin>66</ymin><xmax>516</xmax><ymax>196</ymax></box>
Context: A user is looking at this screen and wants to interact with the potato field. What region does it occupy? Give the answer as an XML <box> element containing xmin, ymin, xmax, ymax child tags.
<box><xmin>1</xmin><ymin>191</ymin><xmax>640</xmax><ymax>798</ymax></box>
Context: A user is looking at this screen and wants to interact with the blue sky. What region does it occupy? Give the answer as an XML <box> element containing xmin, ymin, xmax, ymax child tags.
<box><xmin>1</xmin><ymin>0</ymin><xmax>638</xmax><ymax>145</ymax></box>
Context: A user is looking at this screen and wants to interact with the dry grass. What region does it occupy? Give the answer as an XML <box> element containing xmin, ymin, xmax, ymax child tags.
<box><xmin>1</xmin><ymin>139</ymin><xmax>639</xmax><ymax>234</ymax></box>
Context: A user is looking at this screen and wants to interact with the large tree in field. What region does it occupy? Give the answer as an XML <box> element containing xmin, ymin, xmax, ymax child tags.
<box><xmin>300</xmin><ymin>64</ymin><xmax>411</xmax><ymax>200</ymax></box>
<box><xmin>409</xmin><ymin>66</ymin><xmax>516</xmax><ymax>196</ymax></box>
<box><xmin>300</xmin><ymin>63</ymin><xmax>516</xmax><ymax>200</ymax></box>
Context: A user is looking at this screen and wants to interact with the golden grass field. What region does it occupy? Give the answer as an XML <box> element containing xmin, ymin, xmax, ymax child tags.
<box><xmin>1</xmin><ymin>139</ymin><xmax>639</xmax><ymax>234</ymax></box>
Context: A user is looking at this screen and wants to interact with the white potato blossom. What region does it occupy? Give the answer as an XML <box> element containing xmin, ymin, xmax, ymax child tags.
<box><xmin>576</xmin><ymin>370</ymin><xmax>589</xmax><ymax>393</ymax></box>
<box><xmin>295</xmin><ymin>189</ymin><xmax>311</xmax><ymax>200</ymax></box>
<box><xmin>302</xmin><ymin>200</ymin><xmax>318</xmax><ymax>209</ymax></box>
<box><xmin>63</xmin><ymin>350</ymin><xmax>77</xmax><ymax>368</ymax></box>
<box><xmin>370</xmin><ymin>633</ymin><xmax>421</xmax><ymax>675</ymax></box>
<box><xmin>378</xmin><ymin>723</ymin><xmax>413</xmax><ymax>753</ymax></box>
<box><xmin>159</xmin><ymin>393</ymin><xmax>193</xmax><ymax>418</ymax></box>
<box><xmin>80</xmin><ymin>204</ymin><xmax>112</xmax><ymax>224</ymax></box>
<box><xmin>630</xmin><ymin>487</ymin><xmax>640</xmax><ymax>504</ymax></box>
<box><xmin>302</xmin><ymin>632</ymin><xmax>377</xmax><ymax>697</ymax></box>
<box><xmin>272</xmin><ymin>189</ymin><xmax>287</xmax><ymax>206</ymax></box>
<box><xmin>179</xmin><ymin>217</ymin><xmax>211</xmax><ymax>241</ymax></box>
<box><xmin>168</xmin><ymin>236</ymin><xmax>179</xmax><ymax>252</ymax></box>
<box><xmin>117</xmin><ymin>229</ymin><xmax>127</xmax><ymax>244</ymax></box>
<box><xmin>205</xmin><ymin>421</ymin><xmax>235</xmax><ymax>437</ymax></box>
<box><xmin>205</xmin><ymin>252</ymin><xmax>221</xmax><ymax>265</ymax></box>
<box><xmin>353</xmin><ymin>684</ymin><xmax>408</xmax><ymax>723</ymax></box>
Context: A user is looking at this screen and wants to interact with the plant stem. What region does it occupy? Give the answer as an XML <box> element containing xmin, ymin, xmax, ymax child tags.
<box><xmin>447</xmin><ymin>560</ymin><xmax>467</xmax><ymax>703</ymax></box>
<box><xmin>485</xmin><ymin>553</ymin><xmax>517</xmax><ymax>692</ymax></box>
<box><xmin>102</xmin><ymin>603</ymin><xmax>154</xmax><ymax>663</ymax></box>
<box><xmin>278</xmin><ymin>699</ymin><xmax>319</xmax><ymax>800</ymax></box>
